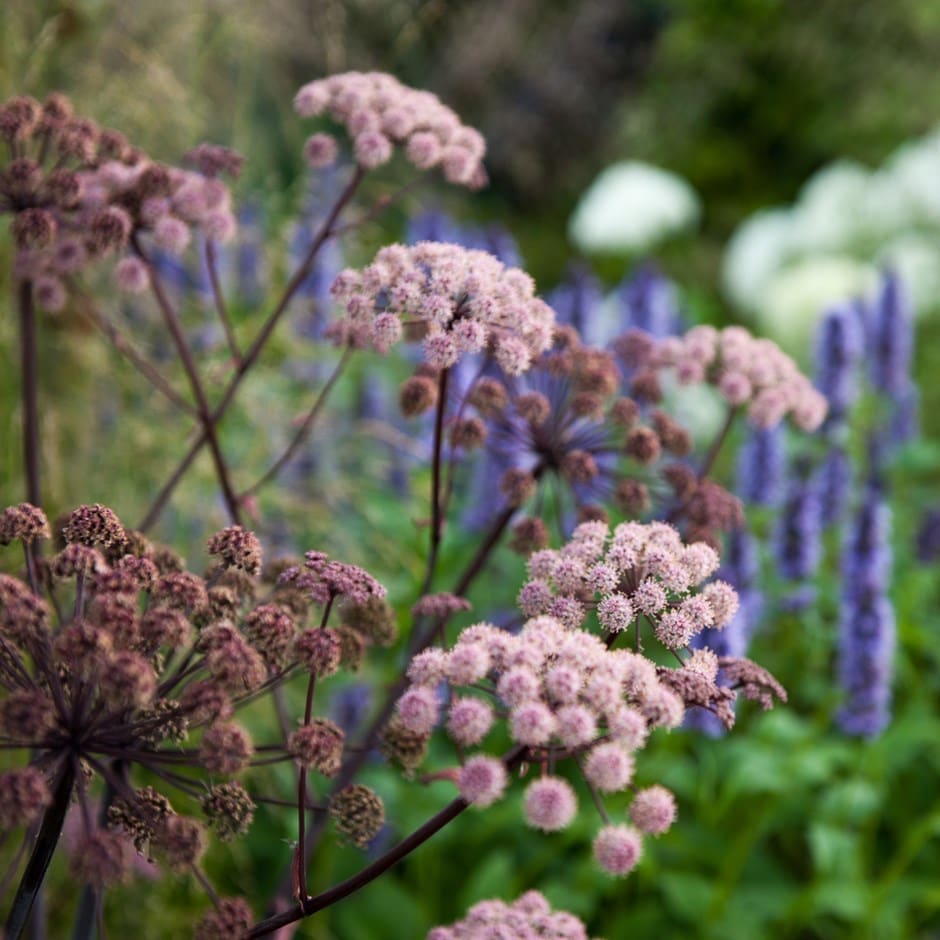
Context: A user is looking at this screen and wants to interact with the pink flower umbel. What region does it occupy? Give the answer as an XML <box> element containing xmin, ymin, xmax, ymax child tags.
<box><xmin>523</xmin><ymin>776</ymin><xmax>578</xmax><ymax>831</ymax></box>
<box><xmin>329</xmin><ymin>242</ymin><xmax>556</xmax><ymax>372</ymax></box>
<box><xmin>458</xmin><ymin>756</ymin><xmax>508</xmax><ymax>808</ymax></box>
<box><xmin>428</xmin><ymin>890</ymin><xmax>589</xmax><ymax>939</ymax></box>
<box><xmin>593</xmin><ymin>824</ymin><xmax>643</xmax><ymax>876</ymax></box>
<box><xmin>293</xmin><ymin>72</ymin><xmax>486</xmax><ymax>186</ymax></box>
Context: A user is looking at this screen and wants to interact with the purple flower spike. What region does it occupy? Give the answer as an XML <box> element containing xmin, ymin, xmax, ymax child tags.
<box><xmin>736</xmin><ymin>422</ymin><xmax>786</xmax><ymax>507</ymax></box>
<box><xmin>236</xmin><ymin>201</ymin><xmax>266</xmax><ymax>306</ymax></box>
<box><xmin>549</xmin><ymin>264</ymin><xmax>606</xmax><ymax>345</ymax></box>
<box><xmin>818</xmin><ymin>443</ymin><xmax>852</xmax><ymax>528</ymax></box>
<box><xmin>915</xmin><ymin>508</ymin><xmax>940</xmax><ymax>564</ymax></box>
<box><xmin>774</xmin><ymin>459</ymin><xmax>821</xmax><ymax>583</ymax></box>
<box><xmin>867</xmin><ymin>271</ymin><xmax>913</xmax><ymax>398</ymax></box>
<box><xmin>814</xmin><ymin>301</ymin><xmax>864</xmax><ymax>426</ymax></box>
<box><xmin>618</xmin><ymin>264</ymin><xmax>682</xmax><ymax>338</ymax></box>
<box><xmin>837</xmin><ymin>487</ymin><xmax>895</xmax><ymax>737</ymax></box>
<box><xmin>405</xmin><ymin>208</ymin><xmax>463</xmax><ymax>246</ymax></box>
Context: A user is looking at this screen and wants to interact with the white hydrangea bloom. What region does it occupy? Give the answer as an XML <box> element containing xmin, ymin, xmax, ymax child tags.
<box><xmin>568</xmin><ymin>161</ymin><xmax>701</xmax><ymax>254</ymax></box>
<box><xmin>757</xmin><ymin>255</ymin><xmax>878</xmax><ymax>355</ymax></box>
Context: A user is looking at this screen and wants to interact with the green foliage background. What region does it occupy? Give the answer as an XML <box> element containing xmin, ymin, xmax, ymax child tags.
<box><xmin>3</xmin><ymin>1</ymin><xmax>940</xmax><ymax>938</ymax></box>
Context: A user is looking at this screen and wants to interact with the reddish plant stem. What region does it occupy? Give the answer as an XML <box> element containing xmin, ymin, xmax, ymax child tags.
<box><xmin>698</xmin><ymin>405</ymin><xmax>739</xmax><ymax>482</ymax></box>
<box><xmin>5</xmin><ymin>761</ymin><xmax>73</xmax><ymax>940</ymax></box>
<box><xmin>205</xmin><ymin>239</ymin><xmax>242</xmax><ymax>366</ymax></box>
<box><xmin>666</xmin><ymin>405</ymin><xmax>740</xmax><ymax>525</ymax></box>
<box><xmin>248</xmin><ymin>746</ymin><xmax>526</xmax><ymax>937</ymax></box>
<box><xmin>84</xmin><ymin>302</ymin><xmax>196</xmax><ymax>415</ymax></box>
<box><xmin>239</xmin><ymin>345</ymin><xmax>354</xmax><ymax>499</ymax></box>
<box><xmin>18</xmin><ymin>279</ymin><xmax>40</xmax><ymax>508</ymax></box>
<box><xmin>137</xmin><ymin>167</ymin><xmax>365</xmax><ymax>532</ymax></box>
<box><xmin>294</xmin><ymin>595</ymin><xmax>334</xmax><ymax>904</ymax></box>
<box><xmin>418</xmin><ymin>368</ymin><xmax>450</xmax><ymax>598</ymax></box>
<box><xmin>271</xmin><ymin>491</ymin><xmax>528</xmax><ymax>909</ymax></box>
<box><xmin>134</xmin><ymin>237</ymin><xmax>243</xmax><ymax>525</ymax></box>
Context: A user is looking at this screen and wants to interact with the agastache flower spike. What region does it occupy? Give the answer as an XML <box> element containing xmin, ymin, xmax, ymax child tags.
<box><xmin>736</xmin><ymin>422</ymin><xmax>786</xmax><ymax>507</ymax></box>
<box><xmin>837</xmin><ymin>486</ymin><xmax>895</xmax><ymax>736</ymax></box>
<box><xmin>814</xmin><ymin>302</ymin><xmax>864</xmax><ymax>427</ymax></box>
<box><xmin>774</xmin><ymin>458</ymin><xmax>822</xmax><ymax>606</ymax></box>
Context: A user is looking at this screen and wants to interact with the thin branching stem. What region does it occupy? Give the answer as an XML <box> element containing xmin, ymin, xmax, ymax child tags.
<box><xmin>138</xmin><ymin>166</ymin><xmax>365</xmax><ymax>532</ymax></box>
<box><xmin>204</xmin><ymin>239</ymin><xmax>242</xmax><ymax>366</ymax></box>
<box><xmin>82</xmin><ymin>302</ymin><xmax>197</xmax><ymax>415</ymax></box>
<box><xmin>239</xmin><ymin>345</ymin><xmax>354</xmax><ymax>498</ymax></box>
<box><xmin>5</xmin><ymin>761</ymin><xmax>73</xmax><ymax>940</ymax></box>
<box><xmin>249</xmin><ymin>747</ymin><xmax>526</xmax><ymax>937</ymax></box>
<box><xmin>418</xmin><ymin>368</ymin><xmax>450</xmax><ymax>599</ymax></box>
<box><xmin>134</xmin><ymin>237</ymin><xmax>243</xmax><ymax>525</ymax></box>
<box><xmin>18</xmin><ymin>279</ymin><xmax>40</xmax><ymax>507</ymax></box>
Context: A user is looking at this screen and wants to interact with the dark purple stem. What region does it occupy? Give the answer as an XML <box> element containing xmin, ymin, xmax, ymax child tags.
<box><xmin>134</xmin><ymin>237</ymin><xmax>243</xmax><ymax>525</ymax></box>
<box><xmin>5</xmin><ymin>762</ymin><xmax>74</xmax><ymax>940</ymax></box>
<box><xmin>137</xmin><ymin>167</ymin><xmax>365</xmax><ymax>532</ymax></box>
<box><xmin>419</xmin><ymin>368</ymin><xmax>450</xmax><ymax>598</ymax></box>
<box><xmin>239</xmin><ymin>345</ymin><xmax>354</xmax><ymax>499</ymax></box>
<box><xmin>205</xmin><ymin>239</ymin><xmax>242</xmax><ymax>366</ymax></box>
<box><xmin>249</xmin><ymin>746</ymin><xmax>526</xmax><ymax>937</ymax></box>
<box><xmin>18</xmin><ymin>279</ymin><xmax>40</xmax><ymax>508</ymax></box>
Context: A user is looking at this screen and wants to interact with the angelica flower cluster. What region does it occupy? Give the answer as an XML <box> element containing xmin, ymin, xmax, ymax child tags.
<box><xmin>427</xmin><ymin>890</ymin><xmax>590</xmax><ymax>940</ymax></box>
<box><xmin>644</xmin><ymin>324</ymin><xmax>828</xmax><ymax>431</ymax></box>
<box><xmin>330</xmin><ymin>241</ymin><xmax>556</xmax><ymax>373</ymax></box>
<box><xmin>294</xmin><ymin>71</ymin><xmax>486</xmax><ymax>185</ymax></box>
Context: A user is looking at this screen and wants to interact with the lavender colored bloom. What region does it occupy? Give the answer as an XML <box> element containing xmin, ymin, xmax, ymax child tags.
<box><xmin>915</xmin><ymin>508</ymin><xmax>940</xmax><ymax>564</ymax></box>
<box><xmin>686</xmin><ymin>527</ymin><xmax>763</xmax><ymax>736</ymax></box>
<box><xmin>837</xmin><ymin>487</ymin><xmax>895</xmax><ymax>736</ymax></box>
<box><xmin>329</xmin><ymin>683</ymin><xmax>373</xmax><ymax>736</ymax></box>
<box><xmin>774</xmin><ymin>458</ymin><xmax>822</xmax><ymax>587</ymax></box>
<box><xmin>236</xmin><ymin>201</ymin><xmax>266</xmax><ymax>306</ymax></box>
<box><xmin>406</xmin><ymin>208</ymin><xmax>463</xmax><ymax>246</ymax></box>
<box><xmin>149</xmin><ymin>246</ymin><xmax>189</xmax><ymax>301</ymax></box>
<box><xmin>549</xmin><ymin>264</ymin><xmax>606</xmax><ymax>345</ymax></box>
<box><xmin>817</xmin><ymin>443</ymin><xmax>852</xmax><ymax>528</ymax></box>
<box><xmin>618</xmin><ymin>264</ymin><xmax>682</xmax><ymax>338</ymax></box>
<box><xmin>885</xmin><ymin>379</ymin><xmax>920</xmax><ymax>450</ymax></box>
<box><xmin>478</xmin><ymin>223</ymin><xmax>522</xmax><ymax>268</ymax></box>
<box><xmin>867</xmin><ymin>271</ymin><xmax>913</xmax><ymax>398</ymax></box>
<box><xmin>292</xmin><ymin>239</ymin><xmax>344</xmax><ymax>341</ymax></box>
<box><xmin>814</xmin><ymin>302</ymin><xmax>864</xmax><ymax>426</ymax></box>
<box><xmin>736</xmin><ymin>422</ymin><xmax>786</xmax><ymax>507</ymax></box>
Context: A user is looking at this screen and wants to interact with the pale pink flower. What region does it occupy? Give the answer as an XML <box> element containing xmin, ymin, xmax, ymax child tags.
<box><xmin>523</xmin><ymin>776</ymin><xmax>577</xmax><ymax>831</ymax></box>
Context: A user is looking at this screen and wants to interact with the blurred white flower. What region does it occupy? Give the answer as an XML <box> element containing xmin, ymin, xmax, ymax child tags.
<box><xmin>722</xmin><ymin>208</ymin><xmax>795</xmax><ymax>311</ymax></box>
<box><xmin>791</xmin><ymin>161</ymin><xmax>871</xmax><ymax>253</ymax></box>
<box><xmin>878</xmin><ymin>233</ymin><xmax>940</xmax><ymax>312</ymax></box>
<box><xmin>757</xmin><ymin>256</ymin><xmax>878</xmax><ymax>356</ymax></box>
<box><xmin>568</xmin><ymin>161</ymin><xmax>701</xmax><ymax>254</ymax></box>
<box><xmin>886</xmin><ymin>129</ymin><xmax>940</xmax><ymax>227</ymax></box>
<box><xmin>661</xmin><ymin>374</ymin><xmax>726</xmax><ymax>446</ymax></box>
<box><xmin>724</xmin><ymin>124</ymin><xmax>940</xmax><ymax>334</ymax></box>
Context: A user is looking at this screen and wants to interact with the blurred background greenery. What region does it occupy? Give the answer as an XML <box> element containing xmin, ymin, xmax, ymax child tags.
<box><xmin>3</xmin><ymin>1</ymin><xmax>940</xmax><ymax>938</ymax></box>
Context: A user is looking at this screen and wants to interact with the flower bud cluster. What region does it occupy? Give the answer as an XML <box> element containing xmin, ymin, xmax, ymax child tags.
<box><xmin>393</xmin><ymin>521</ymin><xmax>785</xmax><ymax>878</ymax></box>
<box><xmin>329</xmin><ymin>242</ymin><xmax>556</xmax><ymax>374</ymax></box>
<box><xmin>294</xmin><ymin>72</ymin><xmax>486</xmax><ymax>185</ymax></box>
<box><xmin>0</xmin><ymin>501</ymin><xmax>386</xmax><ymax>885</ymax></box>
<box><xmin>427</xmin><ymin>890</ymin><xmax>590</xmax><ymax>940</ymax></box>
<box><xmin>647</xmin><ymin>325</ymin><xmax>828</xmax><ymax>431</ymax></box>
<box><xmin>0</xmin><ymin>92</ymin><xmax>238</xmax><ymax>308</ymax></box>
<box><xmin>518</xmin><ymin>520</ymin><xmax>737</xmax><ymax>651</ymax></box>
